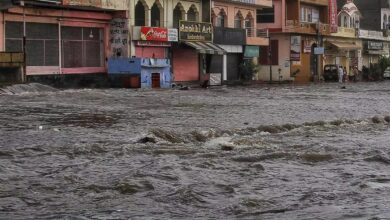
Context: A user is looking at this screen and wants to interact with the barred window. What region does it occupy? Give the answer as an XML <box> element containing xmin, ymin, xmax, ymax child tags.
<box><xmin>5</xmin><ymin>21</ymin><xmax>59</xmax><ymax>66</ymax></box>
<box><xmin>62</xmin><ymin>26</ymin><xmax>103</xmax><ymax>68</ymax></box>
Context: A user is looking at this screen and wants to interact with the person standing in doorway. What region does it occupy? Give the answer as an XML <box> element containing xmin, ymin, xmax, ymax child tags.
<box><xmin>338</xmin><ymin>65</ymin><xmax>344</xmax><ymax>83</ymax></box>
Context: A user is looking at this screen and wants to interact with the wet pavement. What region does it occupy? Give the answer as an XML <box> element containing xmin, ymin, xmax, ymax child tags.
<box><xmin>1</xmin><ymin>82</ymin><xmax>390</xmax><ymax>219</ymax></box>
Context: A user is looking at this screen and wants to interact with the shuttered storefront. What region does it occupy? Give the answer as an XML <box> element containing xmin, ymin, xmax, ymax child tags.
<box><xmin>5</xmin><ymin>22</ymin><xmax>103</xmax><ymax>68</ymax></box>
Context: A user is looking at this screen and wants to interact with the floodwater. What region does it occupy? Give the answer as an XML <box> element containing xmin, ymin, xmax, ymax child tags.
<box><xmin>1</xmin><ymin>82</ymin><xmax>390</xmax><ymax>220</ymax></box>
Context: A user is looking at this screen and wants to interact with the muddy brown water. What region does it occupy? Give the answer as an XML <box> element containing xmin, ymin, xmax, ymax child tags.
<box><xmin>1</xmin><ymin>82</ymin><xmax>390</xmax><ymax>219</ymax></box>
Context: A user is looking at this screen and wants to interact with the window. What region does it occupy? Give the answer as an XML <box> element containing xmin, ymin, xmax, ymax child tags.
<box><xmin>384</xmin><ymin>15</ymin><xmax>388</xmax><ymax>29</ymax></box>
<box><xmin>344</xmin><ymin>15</ymin><xmax>348</xmax><ymax>27</ymax></box>
<box><xmin>245</xmin><ymin>14</ymin><xmax>253</xmax><ymax>37</ymax></box>
<box><xmin>5</xmin><ymin>22</ymin><xmax>59</xmax><ymax>66</ymax></box>
<box><xmin>257</xmin><ymin>6</ymin><xmax>275</xmax><ymax>23</ymax></box>
<box><xmin>216</xmin><ymin>11</ymin><xmax>225</xmax><ymax>27</ymax></box>
<box><xmin>234</xmin><ymin>12</ymin><xmax>243</xmax><ymax>28</ymax></box>
<box><xmin>62</xmin><ymin>27</ymin><xmax>103</xmax><ymax>68</ymax></box>
<box><xmin>187</xmin><ymin>5</ymin><xmax>198</xmax><ymax>21</ymax></box>
<box><xmin>151</xmin><ymin>2</ymin><xmax>161</xmax><ymax>27</ymax></box>
<box><xmin>173</xmin><ymin>4</ymin><xmax>184</xmax><ymax>28</ymax></box>
<box><xmin>300</xmin><ymin>6</ymin><xmax>319</xmax><ymax>23</ymax></box>
<box><xmin>259</xmin><ymin>40</ymin><xmax>278</xmax><ymax>65</ymax></box>
<box><xmin>135</xmin><ymin>1</ymin><xmax>146</xmax><ymax>26</ymax></box>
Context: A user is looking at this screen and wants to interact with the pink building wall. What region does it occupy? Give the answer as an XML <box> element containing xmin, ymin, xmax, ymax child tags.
<box><xmin>3</xmin><ymin>6</ymin><xmax>112</xmax><ymax>76</ymax></box>
<box><xmin>258</xmin><ymin>0</ymin><xmax>284</xmax><ymax>30</ymax></box>
<box><xmin>172</xmin><ymin>48</ymin><xmax>199</xmax><ymax>82</ymax></box>
<box><xmin>212</xmin><ymin>2</ymin><xmax>256</xmax><ymax>28</ymax></box>
<box><xmin>135</xmin><ymin>47</ymin><xmax>166</xmax><ymax>59</ymax></box>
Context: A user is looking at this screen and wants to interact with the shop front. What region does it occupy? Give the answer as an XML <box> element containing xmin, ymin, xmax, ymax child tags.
<box><xmin>132</xmin><ymin>26</ymin><xmax>178</xmax><ymax>59</ymax></box>
<box><xmin>323</xmin><ymin>38</ymin><xmax>362</xmax><ymax>75</ymax></box>
<box><xmin>213</xmin><ymin>27</ymin><xmax>246</xmax><ymax>82</ymax></box>
<box><xmin>362</xmin><ymin>41</ymin><xmax>389</xmax><ymax>67</ymax></box>
<box><xmin>173</xmin><ymin>21</ymin><xmax>226</xmax><ymax>84</ymax></box>
<box><xmin>1</xmin><ymin>5</ymin><xmax>113</xmax><ymax>79</ymax></box>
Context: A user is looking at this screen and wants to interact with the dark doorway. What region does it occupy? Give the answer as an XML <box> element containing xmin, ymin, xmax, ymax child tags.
<box><xmin>310</xmin><ymin>43</ymin><xmax>318</xmax><ymax>78</ymax></box>
<box><xmin>151</xmin><ymin>73</ymin><xmax>160</xmax><ymax>88</ymax></box>
<box><xmin>227</xmin><ymin>54</ymin><xmax>240</xmax><ymax>80</ymax></box>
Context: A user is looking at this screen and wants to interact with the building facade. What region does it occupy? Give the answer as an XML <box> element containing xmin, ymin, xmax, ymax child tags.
<box><xmin>211</xmin><ymin>0</ymin><xmax>272</xmax><ymax>82</ymax></box>
<box><xmin>0</xmin><ymin>0</ymin><xmax>126</xmax><ymax>85</ymax></box>
<box><xmin>257</xmin><ymin>0</ymin><xmax>333</xmax><ymax>83</ymax></box>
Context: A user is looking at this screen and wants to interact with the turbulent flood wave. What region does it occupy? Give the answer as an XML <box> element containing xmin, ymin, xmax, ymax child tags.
<box><xmin>0</xmin><ymin>83</ymin><xmax>57</xmax><ymax>95</ymax></box>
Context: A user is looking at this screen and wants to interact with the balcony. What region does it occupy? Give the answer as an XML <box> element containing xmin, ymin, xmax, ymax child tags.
<box><xmin>246</xmin><ymin>28</ymin><xmax>269</xmax><ymax>46</ymax></box>
<box><xmin>285</xmin><ymin>20</ymin><xmax>330</xmax><ymax>35</ymax></box>
<box><xmin>62</xmin><ymin>0</ymin><xmax>127</xmax><ymax>9</ymax></box>
<box><xmin>213</xmin><ymin>27</ymin><xmax>246</xmax><ymax>45</ymax></box>
<box><xmin>331</xmin><ymin>27</ymin><xmax>356</xmax><ymax>38</ymax></box>
<box><xmin>223</xmin><ymin>0</ymin><xmax>272</xmax><ymax>7</ymax></box>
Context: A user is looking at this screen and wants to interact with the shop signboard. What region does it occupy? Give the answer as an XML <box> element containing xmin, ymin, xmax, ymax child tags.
<box><xmin>179</xmin><ymin>21</ymin><xmax>212</xmax><ymax>42</ymax></box>
<box><xmin>314</xmin><ymin>47</ymin><xmax>324</xmax><ymax>55</ymax></box>
<box><xmin>168</xmin><ymin>29</ymin><xmax>178</xmax><ymax>42</ymax></box>
<box><xmin>328</xmin><ymin>0</ymin><xmax>338</xmax><ymax>33</ymax></box>
<box><xmin>290</xmin><ymin>36</ymin><xmax>301</xmax><ymax>61</ymax></box>
<box><xmin>140</xmin><ymin>27</ymin><xmax>178</xmax><ymax>42</ymax></box>
<box><xmin>136</xmin><ymin>41</ymin><xmax>171</xmax><ymax>47</ymax></box>
<box><xmin>367</xmin><ymin>41</ymin><xmax>383</xmax><ymax>50</ymax></box>
<box><xmin>140</xmin><ymin>27</ymin><xmax>168</xmax><ymax>41</ymax></box>
<box><xmin>244</xmin><ymin>46</ymin><xmax>259</xmax><ymax>58</ymax></box>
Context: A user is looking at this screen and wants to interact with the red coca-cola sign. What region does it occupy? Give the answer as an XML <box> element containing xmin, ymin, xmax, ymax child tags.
<box><xmin>140</xmin><ymin>27</ymin><xmax>168</xmax><ymax>41</ymax></box>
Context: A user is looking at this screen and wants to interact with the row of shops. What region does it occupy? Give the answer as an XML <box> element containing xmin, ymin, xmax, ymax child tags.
<box><xmin>109</xmin><ymin>22</ymin><xmax>262</xmax><ymax>88</ymax></box>
<box><xmin>0</xmin><ymin>2</ymin><xmax>264</xmax><ymax>87</ymax></box>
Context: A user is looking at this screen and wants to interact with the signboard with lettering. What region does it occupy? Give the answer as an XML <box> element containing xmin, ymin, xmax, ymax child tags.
<box><xmin>290</xmin><ymin>36</ymin><xmax>301</xmax><ymax>61</ymax></box>
<box><xmin>168</xmin><ymin>29</ymin><xmax>178</xmax><ymax>42</ymax></box>
<box><xmin>328</xmin><ymin>0</ymin><xmax>338</xmax><ymax>33</ymax></box>
<box><xmin>141</xmin><ymin>27</ymin><xmax>168</xmax><ymax>41</ymax></box>
<box><xmin>110</xmin><ymin>18</ymin><xmax>128</xmax><ymax>57</ymax></box>
<box><xmin>136</xmin><ymin>41</ymin><xmax>171</xmax><ymax>47</ymax></box>
<box><xmin>179</xmin><ymin>21</ymin><xmax>212</xmax><ymax>42</ymax></box>
<box><xmin>314</xmin><ymin>47</ymin><xmax>325</xmax><ymax>55</ymax></box>
<box><xmin>140</xmin><ymin>27</ymin><xmax>178</xmax><ymax>42</ymax></box>
<box><xmin>368</xmin><ymin>41</ymin><xmax>383</xmax><ymax>50</ymax></box>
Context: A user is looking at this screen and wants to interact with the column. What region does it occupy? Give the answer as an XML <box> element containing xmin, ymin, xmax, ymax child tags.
<box><xmin>223</xmin><ymin>54</ymin><xmax>227</xmax><ymax>81</ymax></box>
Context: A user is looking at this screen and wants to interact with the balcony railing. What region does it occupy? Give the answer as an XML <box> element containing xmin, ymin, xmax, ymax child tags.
<box><xmin>245</xmin><ymin>28</ymin><xmax>269</xmax><ymax>38</ymax></box>
<box><xmin>285</xmin><ymin>20</ymin><xmax>330</xmax><ymax>35</ymax></box>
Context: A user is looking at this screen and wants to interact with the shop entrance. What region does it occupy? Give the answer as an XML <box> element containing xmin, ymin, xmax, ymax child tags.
<box><xmin>151</xmin><ymin>73</ymin><xmax>160</xmax><ymax>88</ymax></box>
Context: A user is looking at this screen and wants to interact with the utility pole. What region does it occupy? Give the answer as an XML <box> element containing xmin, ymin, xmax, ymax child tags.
<box><xmin>316</xmin><ymin>20</ymin><xmax>321</xmax><ymax>82</ymax></box>
<box><xmin>21</xmin><ymin>0</ymin><xmax>26</xmax><ymax>83</ymax></box>
<box><xmin>268</xmin><ymin>29</ymin><xmax>272</xmax><ymax>83</ymax></box>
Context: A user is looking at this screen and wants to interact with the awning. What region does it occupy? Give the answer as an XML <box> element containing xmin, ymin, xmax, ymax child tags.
<box><xmin>328</xmin><ymin>42</ymin><xmax>361</xmax><ymax>50</ymax></box>
<box><xmin>184</xmin><ymin>42</ymin><xmax>226</xmax><ymax>55</ymax></box>
<box><xmin>367</xmin><ymin>50</ymin><xmax>389</xmax><ymax>55</ymax></box>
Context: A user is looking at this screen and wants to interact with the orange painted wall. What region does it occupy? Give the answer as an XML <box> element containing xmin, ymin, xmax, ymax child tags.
<box><xmin>135</xmin><ymin>46</ymin><xmax>166</xmax><ymax>59</ymax></box>
<box><xmin>172</xmin><ymin>47</ymin><xmax>199</xmax><ymax>82</ymax></box>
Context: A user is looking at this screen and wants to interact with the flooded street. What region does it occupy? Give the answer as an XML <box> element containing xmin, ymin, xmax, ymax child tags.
<box><xmin>1</xmin><ymin>82</ymin><xmax>390</xmax><ymax>219</ymax></box>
